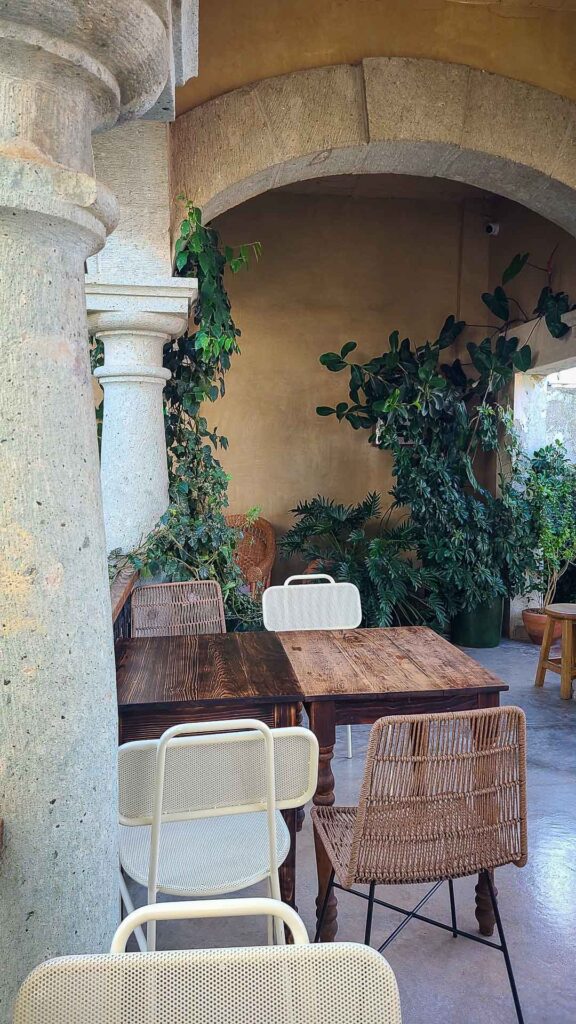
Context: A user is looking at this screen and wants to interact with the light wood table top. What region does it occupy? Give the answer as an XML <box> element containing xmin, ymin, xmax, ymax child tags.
<box><xmin>277</xmin><ymin>626</ymin><xmax>507</xmax><ymax>700</ymax></box>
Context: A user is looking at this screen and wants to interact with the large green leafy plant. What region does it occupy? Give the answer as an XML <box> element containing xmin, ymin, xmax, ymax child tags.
<box><xmin>107</xmin><ymin>199</ymin><xmax>263</xmax><ymax>628</ymax></box>
<box><xmin>317</xmin><ymin>254</ymin><xmax>548</xmax><ymax>619</ymax></box>
<box><xmin>524</xmin><ymin>442</ymin><xmax>576</xmax><ymax>608</ymax></box>
<box><xmin>280</xmin><ymin>493</ymin><xmax>446</xmax><ymax>627</ymax></box>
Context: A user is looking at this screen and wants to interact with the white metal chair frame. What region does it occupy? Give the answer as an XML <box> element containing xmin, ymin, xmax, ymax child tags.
<box><xmin>111</xmin><ymin>897</ymin><xmax>310</xmax><ymax>951</ymax></box>
<box><xmin>14</xmin><ymin>899</ymin><xmax>402</xmax><ymax>1024</ymax></box>
<box><xmin>119</xmin><ymin>719</ymin><xmax>318</xmax><ymax>950</ymax></box>
<box><xmin>263</xmin><ymin>573</ymin><xmax>362</xmax><ymax>757</ymax></box>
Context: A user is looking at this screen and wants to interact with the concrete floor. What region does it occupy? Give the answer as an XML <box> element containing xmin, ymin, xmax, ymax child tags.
<box><xmin>128</xmin><ymin>640</ymin><xmax>576</xmax><ymax>1024</ymax></box>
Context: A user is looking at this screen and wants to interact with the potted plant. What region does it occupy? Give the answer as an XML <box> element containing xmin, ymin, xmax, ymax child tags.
<box><xmin>522</xmin><ymin>442</ymin><xmax>576</xmax><ymax>643</ymax></box>
<box><xmin>279</xmin><ymin>492</ymin><xmax>447</xmax><ymax>628</ymax></box>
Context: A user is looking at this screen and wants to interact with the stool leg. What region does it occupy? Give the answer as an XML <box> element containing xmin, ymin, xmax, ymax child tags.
<box><xmin>560</xmin><ymin>618</ymin><xmax>574</xmax><ymax>700</ymax></box>
<box><xmin>535</xmin><ymin>616</ymin><xmax>554</xmax><ymax>688</ymax></box>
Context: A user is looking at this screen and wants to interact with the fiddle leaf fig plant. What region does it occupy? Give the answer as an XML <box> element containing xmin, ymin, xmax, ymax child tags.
<box><xmin>315</xmin><ymin>251</ymin><xmax>563</xmax><ymax>620</ymax></box>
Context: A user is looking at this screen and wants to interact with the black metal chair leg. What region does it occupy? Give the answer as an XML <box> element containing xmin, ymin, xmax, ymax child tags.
<box><xmin>364</xmin><ymin>881</ymin><xmax>376</xmax><ymax>945</ymax></box>
<box><xmin>314</xmin><ymin>869</ymin><xmax>335</xmax><ymax>943</ymax></box>
<box><xmin>485</xmin><ymin>871</ymin><xmax>524</xmax><ymax>1024</ymax></box>
<box><xmin>448</xmin><ymin>878</ymin><xmax>457</xmax><ymax>938</ymax></box>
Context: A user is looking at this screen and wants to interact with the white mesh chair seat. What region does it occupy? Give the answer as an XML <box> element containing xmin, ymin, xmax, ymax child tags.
<box><xmin>119</xmin><ymin>811</ymin><xmax>290</xmax><ymax>896</ymax></box>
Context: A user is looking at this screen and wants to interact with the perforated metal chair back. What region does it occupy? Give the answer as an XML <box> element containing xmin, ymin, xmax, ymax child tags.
<box><xmin>346</xmin><ymin>706</ymin><xmax>527</xmax><ymax>886</ymax></box>
<box><xmin>15</xmin><ymin>939</ymin><xmax>402</xmax><ymax>1024</ymax></box>
<box><xmin>131</xmin><ymin>580</ymin><xmax>226</xmax><ymax>637</ymax></box>
<box><xmin>119</xmin><ymin>725</ymin><xmax>319</xmax><ymax>825</ymax></box>
<box><xmin>262</xmin><ymin>574</ymin><xmax>362</xmax><ymax>632</ymax></box>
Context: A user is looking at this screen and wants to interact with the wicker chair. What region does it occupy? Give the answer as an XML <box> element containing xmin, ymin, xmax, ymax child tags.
<box><xmin>226</xmin><ymin>514</ymin><xmax>276</xmax><ymax>596</ymax></box>
<box><xmin>131</xmin><ymin>579</ymin><xmax>225</xmax><ymax>637</ymax></box>
<box><xmin>313</xmin><ymin>707</ymin><xmax>527</xmax><ymax>1024</ymax></box>
<box><xmin>14</xmin><ymin>899</ymin><xmax>403</xmax><ymax>1024</ymax></box>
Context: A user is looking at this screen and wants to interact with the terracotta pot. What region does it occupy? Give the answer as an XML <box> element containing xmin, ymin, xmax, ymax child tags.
<box><xmin>522</xmin><ymin>608</ymin><xmax>562</xmax><ymax>645</ymax></box>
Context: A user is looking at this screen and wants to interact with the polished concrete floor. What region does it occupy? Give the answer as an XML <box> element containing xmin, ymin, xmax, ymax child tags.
<box><xmin>130</xmin><ymin>640</ymin><xmax>576</xmax><ymax>1024</ymax></box>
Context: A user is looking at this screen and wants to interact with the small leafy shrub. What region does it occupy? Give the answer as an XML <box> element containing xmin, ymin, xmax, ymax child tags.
<box><xmin>524</xmin><ymin>441</ymin><xmax>576</xmax><ymax>608</ymax></box>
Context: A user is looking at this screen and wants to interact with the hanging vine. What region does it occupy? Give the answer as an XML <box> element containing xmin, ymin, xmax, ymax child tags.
<box><xmin>105</xmin><ymin>198</ymin><xmax>263</xmax><ymax>628</ymax></box>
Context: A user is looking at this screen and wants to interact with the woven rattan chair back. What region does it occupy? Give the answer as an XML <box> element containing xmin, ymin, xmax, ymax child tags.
<box><xmin>226</xmin><ymin>515</ymin><xmax>276</xmax><ymax>596</ymax></box>
<box><xmin>346</xmin><ymin>706</ymin><xmax>527</xmax><ymax>886</ymax></box>
<box><xmin>14</xmin><ymin>943</ymin><xmax>402</xmax><ymax>1024</ymax></box>
<box><xmin>131</xmin><ymin>580</ymin><xmax>225</xmax><ymax>637</ymax></box>
<box><xmin>262</xmin><ymin>575</ymin><xmax>362</xmax><ymax>632</ymax></box>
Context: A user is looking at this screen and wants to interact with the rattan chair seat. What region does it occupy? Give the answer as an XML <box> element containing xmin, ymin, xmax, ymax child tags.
<box><xmin>120</xmin><ymin>810</ymin><xmax>290</xmax><ymax>897</ymax></box>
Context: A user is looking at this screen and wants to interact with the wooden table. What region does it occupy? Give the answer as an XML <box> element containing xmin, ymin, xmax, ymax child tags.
<box><xmin>115</xmin><ymin>626</ymin><xmax>508</xmax><ymax>940</ymax></box>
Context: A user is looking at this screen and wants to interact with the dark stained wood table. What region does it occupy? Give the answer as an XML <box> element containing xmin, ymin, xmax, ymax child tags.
<box><xmin>115</xmin><ymin>625</ymin><xmax>508</xmax><ymax>941</ymax></box>
<box><xmin>115</xmin><ymin>630</ymin><xmax>303</xmax><ymax>909</ymax></box>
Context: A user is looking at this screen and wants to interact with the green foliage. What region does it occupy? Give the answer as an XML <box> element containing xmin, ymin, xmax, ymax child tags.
<box><xmin>524</xmin><ymin>442</ymin><xmax>576</xmax><ymax>607</ymax></box>
<box><xmin>90</xmin><ymin>337</ymin><xmax>104</xmax><ymax>453</ymax></box>
<box><xmin>315</xmin><ymin>253</ymin><xmax>555</xmax><ymax>619</ymax></box>
<box><xmin>131</xmin><ymin>198</ymin><xmax>263</xmax><ymax>629</ymax></box>
<box><xmin>279</xmin><ymin>493</ymin><xmax>447</xmax><ymax>628</ymax></box>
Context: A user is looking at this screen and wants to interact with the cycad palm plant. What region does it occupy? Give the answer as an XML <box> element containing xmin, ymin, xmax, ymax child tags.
<box><xmin>280</xmin><ymin>493</ymin><xmax>446</xmax><ymax>628</ymax></box>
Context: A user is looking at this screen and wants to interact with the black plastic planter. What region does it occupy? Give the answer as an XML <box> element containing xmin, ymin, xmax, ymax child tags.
<box><xmin>450</xmin><ymin>597</ymin><xmax>504</xmax><ymax>648</ymax></box>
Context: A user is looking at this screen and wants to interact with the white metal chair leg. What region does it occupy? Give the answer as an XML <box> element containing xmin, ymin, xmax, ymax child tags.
<box><xmin>266</xmin><ymin>878</ymin><xmax>274</xmax><ymax>945</ymax></box>
<box><xmin>146</xmin><ymin>885</ymin><xmax>158</xmax><ymax>951</ymax></box>
<box><xmin>119</xmin><ymin>871</ymin><xmax>146</xmax><ymax>952</ymax></box>
<box><xmin>346</xmin><ymin>725</ymin><xmax>353</xmax><ymax>759</ymax></box>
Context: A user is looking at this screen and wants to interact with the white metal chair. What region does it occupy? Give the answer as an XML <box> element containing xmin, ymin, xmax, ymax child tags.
<box><xmin>14</xmin><ymin>899</ymin><xmax>403</xmax><ymax>1024</ymax></box>
<box><xmin>118</xmin><ymin>719</ymin><xmax>318</xmax><ymax>950</ymax></box>
<box><xmin>263</xmin><ymin>574</ymin><xmax>362</xmax><ymax>757</ymax></box>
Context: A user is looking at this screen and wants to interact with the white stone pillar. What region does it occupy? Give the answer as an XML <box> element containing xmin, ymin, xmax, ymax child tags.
<box><xmin>0</xmin><ymin>5</ymin><xmax>174</xmax><ymax>1020</ymax></box>
<box><xmin>87</xmin><ymin>282</ymin><xmax>197</xmax><ymax>554</ymax></box>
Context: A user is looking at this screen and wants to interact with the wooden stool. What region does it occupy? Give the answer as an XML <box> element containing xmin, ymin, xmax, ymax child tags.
<box><xmin>535</xmin><ymin>604</ymin><xmax>576</xmax><ymax>699</ymax></box>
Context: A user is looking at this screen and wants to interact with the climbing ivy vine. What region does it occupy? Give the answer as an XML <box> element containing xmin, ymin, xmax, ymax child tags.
<box><xmin>103</xmin><ymin>198</ymin><xmax>263</xmax><ymax>628</ymax></box>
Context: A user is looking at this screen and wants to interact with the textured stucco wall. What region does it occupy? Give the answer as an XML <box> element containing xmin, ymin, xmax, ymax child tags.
<box><xmin>207</xmin><ymin>189</ymin><xmax>489</xmax><ymax>575</ymax></box>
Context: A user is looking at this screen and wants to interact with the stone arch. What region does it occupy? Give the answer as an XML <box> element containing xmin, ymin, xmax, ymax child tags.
<box><xmin>169</xmin><ymin>57</ymin><xmax>576</xmax><ymax>236</ymax></box>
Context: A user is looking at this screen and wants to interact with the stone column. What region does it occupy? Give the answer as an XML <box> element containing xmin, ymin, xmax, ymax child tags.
<box><xmin>0</xmin><ymin>5</ymin><xmax>174</xmax><ymax>1020</ymax></box>
<box><xmin>87</xmin><ymin>282</ymin><xmax>197</xmax><ymax>554</ymax></box>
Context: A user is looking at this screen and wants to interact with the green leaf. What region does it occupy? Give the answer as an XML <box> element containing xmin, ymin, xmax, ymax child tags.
<box><xmin>316</xmin><ymin>406</ymin><xmax>336</xmax><ymax>416</ymax></box>
<box><xmin>175</xmin><ymin>251</ymin><xmax>187</xmax><ymax>271</ymax></box>
<box><xmin>319</xmin><ymin>352</ymin><xmax>346</xmax><ymax>372</ymax></box>
<box><xmin>340</xmin><ymin>341</ymin><xmax>357</xmax><ymax>358</ymax></box>
<box><xmin>512</xmin><ymin>345</ymin><xmax>532</xmax><ymax>372</ymax></box>
<box><xmin>481</xmin><ymin>286</ymin><xmax>510</xmax><ymax>321</ymax></box>
<box><xmin>502</xmin><ymin>252</ymin><xmax>529</xmax><ymax>285</ymax></box>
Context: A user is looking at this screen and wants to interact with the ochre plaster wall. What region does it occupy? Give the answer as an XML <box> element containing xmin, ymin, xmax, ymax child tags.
<box><xmin>207</xmin><ymin>190</ymin><xmax>490</xmax><ymax>560</ymax></box>
<box><xmin>176</xmin><ymin>0</ymin><xmax>576</xmax><ymax>113</ymax></box>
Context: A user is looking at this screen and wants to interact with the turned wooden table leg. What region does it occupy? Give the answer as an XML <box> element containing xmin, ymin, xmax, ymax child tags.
<box><xmin>307</xmin><ymin>700</ymin><xmax>338</xmax><ymax>941</ymax></box>
<box><xmin>474</xmin><ymin>694</ymin><xmax>498</xmax><ymax>936</ymax></box>
<box><xmin>296</xmin><ymin>702</ymin><xmax>305</xmax><ymax>831</ymax></box>
<box><xmin>279</xmin><ymin>807</ymin><xmax>297</xmax><ymax>912</ymax></box>
<box><xmin>475</xmin><ymin>869</ymin><xmax>496</xmax><ymax>936</ymax></box>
